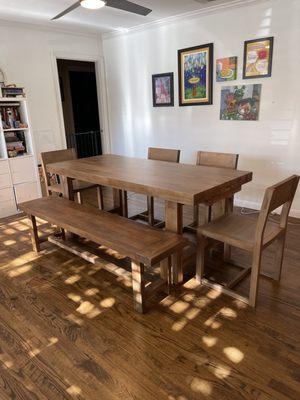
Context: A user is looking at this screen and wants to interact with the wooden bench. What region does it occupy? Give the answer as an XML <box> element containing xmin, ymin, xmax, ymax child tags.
<box><xmin>19</xmin><ymin>196</ymin><xmax>188</xmax><ymax>313</ymax></box>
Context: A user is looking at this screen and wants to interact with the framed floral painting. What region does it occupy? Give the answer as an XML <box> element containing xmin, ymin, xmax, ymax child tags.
<box><xmin>152</xmin><ymin>73</ymin><xmax>174</xmax><ymax>107</ymax></box>
<box><xmin>178</xmin><ymin>43</ymin><xmax>213</xmax><ymax>106</ymax></box>
<box><xmin>243</xmin><ymin>37</ymin><xmax>274</xmax><ymax>79</ymax></box>
<box><xmin>220</xmin><ymin>84</ymin><xmax>262</xmax><ymax>121</ymax></box>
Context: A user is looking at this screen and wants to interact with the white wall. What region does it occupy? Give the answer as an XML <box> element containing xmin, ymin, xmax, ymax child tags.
<box><xmin>0</xmin><ymin>22</ymin><xmax>102</xmax><ymax>157</ymax></box>
<box><xmin>102</xmin><ymin>0</ymin><xmax>300</xmax><ymax>216</ymax></box>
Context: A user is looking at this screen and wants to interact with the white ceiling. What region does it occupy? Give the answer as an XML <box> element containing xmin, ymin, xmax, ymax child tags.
<box><xmin>0</xmin><ymin>0</ymin><xmax>241</xmax><ymax>34</ymax></box>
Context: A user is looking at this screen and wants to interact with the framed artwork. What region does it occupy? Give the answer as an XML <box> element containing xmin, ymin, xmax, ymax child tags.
<box><xmin>152</xmin><ymin>73</ymin><xmax>174</xmax><ymax>107</ymax></box>
<box><xmin>220</xmin><ymin>84</ymin><xmax>262</xmax><ymax>121</ymax></box>
<box><xmin>216</xmin><ymin>57</ymin><xmax>237</xmax><ymax>82</ymax></box>
<box><xmin>178</xmin><ymin>43</ymin><xmax>213</xmax><ymax>106</ymax></box>
<box><xmin>243</xmin><ymin>37</ymin><xmax>274</xmax><ymax>79</ymax></box>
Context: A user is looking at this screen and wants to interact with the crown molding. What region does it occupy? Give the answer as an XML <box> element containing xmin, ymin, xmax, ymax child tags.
<box><xmin>102</xmin><ymin>0</ymin><xmax>264</xmax><ymax>40</ymax></box>
<box><xmin>0</xmin><ymin>17</ymin><xmax>104</xmax><ymax>39</ymax></box>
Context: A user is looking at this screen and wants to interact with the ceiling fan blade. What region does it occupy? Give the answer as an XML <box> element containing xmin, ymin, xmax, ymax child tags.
<box><xmin>52</xmin><ymin>1</ymin><xmax>81</xmax><ymax>20</ymax></box>
<box><xmin>106</xmin><ymin>0</ymin><xmax>152</xmax><ymax>16</ymax></box>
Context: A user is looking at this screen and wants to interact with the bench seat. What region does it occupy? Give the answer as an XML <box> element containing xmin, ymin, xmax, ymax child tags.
<box><xmin>19</xmin><ymin>196</ymin><xmax>188</xmax><ymax>313</ymax></box>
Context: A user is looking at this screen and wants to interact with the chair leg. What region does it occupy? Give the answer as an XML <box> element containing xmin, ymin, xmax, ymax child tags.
<box><xmin>193</xmin><ymin>204</ymin><xmax>199</xmax><ymax>226</ymax></box>
<box><xmin>122</xmin><ymin>190</ymin><xmax>128</xmax><ymax>218</ymax></box>
<box><xmin>249</xmin><ymin>247</ymin><xmax>263</xmax><ymax>307</ymax></box>
<box><xmin>77</xmin><ymin>191</ymin><xmax>82</xmax><ymax>204</ymax></box>
<box><xmin>196</xmin><ymin>233</ymin><xmax>206</xmax><ymax>283</ymax></box>
<box><xmin>224</xmin><ymin>243</ymin><xmax>232</xmax><ymax>262</ymax></box>
<box><xmin>97</xmin><ymin>186</ymin><xmax>104</xmax><ymax>210</ymax></box>
<box><xmin>131</xmin><ymin>261</ymin><xmax>146</xmax><ymax>313</ymax></box>
<box><xmin>61</xmin><ymin>228</ymin><xmax>66</xmax><ymax>241</ymax></box>
<box><xmin>147</xmin><ymin>196</ymin><xmax>155</xmax><ymax>226</ymax></box>
<box><xmin>30</xmin><ymin>215</ymin><xmax>40</xmax><ymax>253</ymax></box>
<box><xmin>273</xmin><ymin>234</ymin><xmax>286</xmax><ymax>281</ymax></box>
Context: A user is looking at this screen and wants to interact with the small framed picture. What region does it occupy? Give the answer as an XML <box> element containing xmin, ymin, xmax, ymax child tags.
<box><xmin>178</xmin><ymin>43</ymin><xmax>213</xmax><ymax>106</ymax></box>
<box><xmin>243</xmin><ymin>37</ymin><xmax>274</xmax><ymax>79</ymax></box>
<box><xmin>216</xmin><ymin>57</ymin><xmax>238</xmax><ymax>82</ymax></box>
<box><xmin>152</xmin><ymin>73</ymin><xmax>174</xmax><ymax>107</ymax></box>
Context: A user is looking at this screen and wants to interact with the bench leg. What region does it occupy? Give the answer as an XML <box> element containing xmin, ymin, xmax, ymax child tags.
<box><xmin>131</xmin><ymin>261</ymin><xmax>146</xmax><ymax>313</ymax></box>
<box><xmin>97</xmin><ymin>186</ymin><xmax>104</xmax><ymax>210</ymax></box>
<box><xmin>160</xmin><ymin>256</ymin><xmax>171</xmax><ymax>293</ymax></box>
<box><xmin>30</xmin><ymin>215</ymin><xmax>40</xmax><ymax>253</ymax></box>
<box><xmin>196</xmin><ymin>233</ymin><xmax>206</xmax><ymax>283</ymax></box>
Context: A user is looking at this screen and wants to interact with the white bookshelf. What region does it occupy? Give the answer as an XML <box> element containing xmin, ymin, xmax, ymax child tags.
<box><xmin>0</xmin><ymin>97</ymin><xmax>41</xmax><ymax>218</ymax></box>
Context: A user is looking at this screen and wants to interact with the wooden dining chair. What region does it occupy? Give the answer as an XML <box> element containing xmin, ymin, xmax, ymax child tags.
<box><xmin>196</xmin><ymin>175</ymin><xmax>299</xmax><ymax>307</ymax></box>
<box><xmin>41</xmin><ymin>148</ymin><xmax>104</xmax><ymax>209</ymax></box>
<box><xmin>125</xmin><ymin>147</ymin><xmax>181</xmax><ymax>225</ymax></box>
<box><xmin>185</xmin><ymin>151</ymin><xmax>239</xmax><ymax>232</ymax></box>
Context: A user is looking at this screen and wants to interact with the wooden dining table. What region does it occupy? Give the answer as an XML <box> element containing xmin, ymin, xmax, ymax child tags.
<box><xmin>47</xmin><ymin>154</ymin><xmax>252</xmax><ymax>283</ymax></box>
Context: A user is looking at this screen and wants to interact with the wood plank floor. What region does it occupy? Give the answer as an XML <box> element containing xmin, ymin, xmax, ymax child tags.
<box><xmin>0</xmin><ymin>187</ymin><xmax>299</xmax><ymax>400</ymax></box>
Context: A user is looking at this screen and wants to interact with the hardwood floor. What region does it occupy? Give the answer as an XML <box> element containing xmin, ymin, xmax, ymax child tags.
<box><xmin>0</xmin><ymin>187</ymin><xmax>299</xmax><ymax>399</ymax></box>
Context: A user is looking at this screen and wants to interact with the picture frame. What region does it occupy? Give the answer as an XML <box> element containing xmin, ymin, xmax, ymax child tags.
<box><xmin>152</xmin><ymin>73</ymin><xmax>174</xmax><ymax>107</ymax></box>
<box><xmin>216</xmin><ymin>57</ymin><xmax>238</xmax><ymax>82</ymax></box>
<box><xmin>243</xmin><ymin>37</ymin><xmax>274</xmax><ymax>79</ymax></box>
<box><xmin>220</xmin><ymin>84</ymin><xmax>262</xmax><ymax>121</ymax></box>
<box><xmin>178</xmin><ymin>43</ymin><xmax>213</xmax><ymax>106</ymax></box>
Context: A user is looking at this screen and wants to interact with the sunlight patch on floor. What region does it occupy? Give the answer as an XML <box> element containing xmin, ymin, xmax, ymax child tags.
<box><xmin>85</xmin><ymin>288</ymin><xmax>99</xmax><ymax>296</ymax></box>
<box><xmin>100</xmin><ymin>297</ymin><xmax>115</xmax><ymax>308</ymax></box>
<box><xmin>223</xmin><ymin>347</ymin><xmax>244</xmax><ymax>363</ymax></box>
<box><xmin>202</xmin><ymin>335</ymin><xmax>218</xmax><ymax>348</ymax></box>
<box><xmin>68</xmin><ymin>292</ymin><xmax>82</xmax><ymax>303</ymax></box>
<box><xmin>188</xmin><ymin>377</ymin><xmax>212</xmax><ymax>395</ymax></box>
<box><xmin>3</xmin><ymin>239</ymin><xmax>16</xmax><ymax>246</ymax></box>
<box><xmin>65</xmin><ymin>274</ymin><xmax>81</xmax><ymax>284</ymax></box>
<box><xmin>210</xmin><ymin>363</ymin><xmax>231</xmax><ymax>379</ymax></box>
<box><xmin>0</xmin><ymin>353</ymin><xmax>14</xmax><ymax>369</ymax></box>
<box><xmin>8</xmin><ymin>264</ymin><xmax>32</xmax><ymax>277</ymax></box>
<box><xmin>67</xmin><ymin>384</ymin><xmax>82</xmax><ymax>396</ymax></box>
<box><xmin>66</xmin><ymin>313</ymin><xmax>84</xmax><ymax>326</ymax></box>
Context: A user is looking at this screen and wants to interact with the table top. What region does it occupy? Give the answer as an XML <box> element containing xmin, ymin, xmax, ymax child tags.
<box><xmin>48</xmin><ymin>154</ymin><xmax>252</xmax><ymax>205</ymax></box>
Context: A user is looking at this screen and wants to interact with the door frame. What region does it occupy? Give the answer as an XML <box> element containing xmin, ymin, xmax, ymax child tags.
<box><xmin>51</xmin><ymin>51</ymin><xmax>111</xmax><ymax>154</ymax></box>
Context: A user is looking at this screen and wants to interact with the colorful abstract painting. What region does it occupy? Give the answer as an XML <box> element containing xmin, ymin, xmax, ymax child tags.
<box><xmin>216</xmin><ymin>57</ymin><xmax>237</xmax><ymax>82</ymax></box>
<box><xmin>152</xmin><ymin>73</ymin><xmax>174</xmax><ymax>107</ymax></box>
<box><xmin>220</xmin><ymin>84</ymin><xmax>262</xmax><ymax>121</ymax></box>
<box><xmin>243</xmin><ymin>37</ymin><xmax>274</xmax><ymax>78</ymax></box>
<box><xmin>178</xmin><ymin>43</ymin><xmax>213</xmax><ymax>106</ymax></box>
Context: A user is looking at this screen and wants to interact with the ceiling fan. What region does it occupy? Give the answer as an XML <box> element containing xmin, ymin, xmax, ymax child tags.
<box><xmin>52</xmin><ymin>0</ymin><xmax>152</xmax><ymax>20</ymax></box>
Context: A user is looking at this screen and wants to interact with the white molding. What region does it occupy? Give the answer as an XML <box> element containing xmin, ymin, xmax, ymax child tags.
<box><xmin>102</xmin><ymin>0</ymin><xmax>264</xmax><ymax>40</ymax></box>
<box><xmin>0</xmin><ymin>17</ymin><xmax>102</xmax><ymax>38</ymax></box>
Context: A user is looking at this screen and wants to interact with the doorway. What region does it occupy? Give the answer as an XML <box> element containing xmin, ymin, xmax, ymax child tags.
<box><xmin>57</xmin><ymin>59</ymin><xmax>102</xmax><ymax>158</ymax></box>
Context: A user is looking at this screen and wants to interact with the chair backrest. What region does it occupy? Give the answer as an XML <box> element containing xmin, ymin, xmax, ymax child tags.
<box><xmin>256</xmin><ymin>175</ymin><xmax>300</xmax><ymax>241</ymax></box>
<box><xmin>148</xmin><ymin>147</ymin><xmax>180</xmax><ymax>163</ymax></box>
<box><xmin>197</xmin><ymin>151</ymin><xmax>239</xmax><ymax>170</ymax></box>
<box><xmin>40</xmin><ymin>148</ymin><xmax>77</xmax><ymax>187</ymax></box>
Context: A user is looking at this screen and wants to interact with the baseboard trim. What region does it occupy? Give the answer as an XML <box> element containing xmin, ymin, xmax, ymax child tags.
<box><xmin>234</xmin><ymin>199</ymin><xmax>300</xmax><ymax>219</ymax></box>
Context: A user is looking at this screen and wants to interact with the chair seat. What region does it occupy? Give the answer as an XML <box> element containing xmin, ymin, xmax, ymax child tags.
<box><xmin>49</xmin><ymin>180</ymin><xmax>97</xmax><ymax>194</ymax></box>
<box><xmin>198</xmin><ymin>214</ymin><xmax>283</xmax><ymax>251</ymax></box>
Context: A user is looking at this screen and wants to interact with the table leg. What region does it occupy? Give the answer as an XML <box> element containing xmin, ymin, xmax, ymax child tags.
<box><xmin>165</xmin><ymin>201</ymin><xmax>183</xmax><ymax>285</ymax></box>
<box><xmin>224</xmin><ymin>197</ymin><xmax>234</xmax><ymax>261</ymax></box>
<box><xmin>113</xmin><ymin>188</ymin><xmax>124</xmax><ymax>216</ymax></box>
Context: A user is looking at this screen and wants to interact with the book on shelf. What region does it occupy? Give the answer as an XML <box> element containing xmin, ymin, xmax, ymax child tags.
<box><xmin>1</xmin><ymin>87</ymin><xmax>25</xmax><ymax>98</ymax></box>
